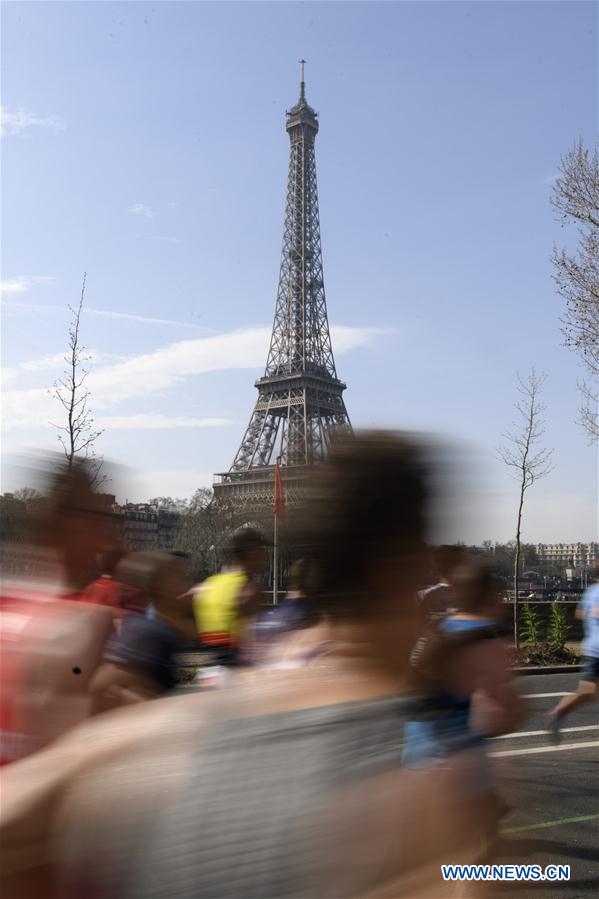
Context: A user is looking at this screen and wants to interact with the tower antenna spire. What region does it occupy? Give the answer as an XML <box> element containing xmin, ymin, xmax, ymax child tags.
<box><xmin>299</xmin><ymin>58</ymin><xmax>306</xmax><ymax>100</ymax></box>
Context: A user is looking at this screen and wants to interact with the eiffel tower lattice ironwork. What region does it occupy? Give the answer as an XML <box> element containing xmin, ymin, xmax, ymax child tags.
<box><xmin>214</xmin><ymin>66</ymin><xmax>351</xmax><ymax>511</ymax></box>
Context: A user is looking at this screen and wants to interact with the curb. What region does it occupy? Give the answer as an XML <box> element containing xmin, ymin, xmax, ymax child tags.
<box><xmin>511</xmin><ymin>665</ymin><xmax>582</xmax><ymax>676</ymax></box>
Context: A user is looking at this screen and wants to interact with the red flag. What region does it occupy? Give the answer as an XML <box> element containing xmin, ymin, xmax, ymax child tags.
<box><xmin>273</xmin><ymin>462</ymin><xmax>285</xmax><ymax>519</ymax></box>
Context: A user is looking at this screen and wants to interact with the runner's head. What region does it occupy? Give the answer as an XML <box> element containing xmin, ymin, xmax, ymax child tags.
<box><xmin>36</xmin><ymin>458</ymin><xmax>119</xmax><ymax>588</ymax></box>
<box><xmin>452</xmin><ymin>560</ymin><xmax>502</xmax><ymax>617</ymax></box>
<box><xmin>116</xmin><ymin>551</ymin><xmax>191</xmax><ymax>613</ymax></box>
<box><xmin>294</xmin><ymin>431</ymin><xmax>432</xmax><ymax>668</ymax></box>
<box><xmin>230</xmin><ymin>528</ymin><xmax>268</xmax><ymax>576</ymax></box>
<box><xmin>433</xmin><ymin>544</ymin><xmax>467</xmax><ymax>583</ymax></box>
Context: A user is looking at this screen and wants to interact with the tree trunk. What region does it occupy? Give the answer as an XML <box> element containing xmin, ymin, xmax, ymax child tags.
<box><xmin>513</xmin><ymin>485</ymin><xmax>525</xmax><ymax>651</ymax></box>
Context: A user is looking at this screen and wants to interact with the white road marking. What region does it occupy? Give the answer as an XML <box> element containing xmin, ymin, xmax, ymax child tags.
<box><xmin>522</xmin><ymin>691</ymin><xmax>569</xmax><ymax>698</ymax></box>
<box><xmin>495</xmin><ymin>724</ymin><xmax>599</xmax><ymax>740</ymax></box>
<box><xmin>490</xmin><ymin>740</ymin><xmax>599</xmax><ymax>758</ymax></box>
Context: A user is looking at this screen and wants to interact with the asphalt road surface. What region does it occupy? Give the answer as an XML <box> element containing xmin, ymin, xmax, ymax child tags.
<box><xmin>488</xmin><ymin>672</ymin><xmax>599</xmax><ymax>898</ymax></box>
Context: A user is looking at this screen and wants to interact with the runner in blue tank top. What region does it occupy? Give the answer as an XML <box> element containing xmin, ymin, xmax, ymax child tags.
<box><xmin>403</xmin><ymin>561</ymin><xmax>525</xmax><ymax>840</ymax></box>
<box><xmin>547</xmin><ymin>559</ymin><xmax>599</xmax><ymax>741</ymax></box>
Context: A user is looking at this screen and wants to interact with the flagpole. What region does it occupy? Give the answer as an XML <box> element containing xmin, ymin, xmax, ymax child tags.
<box><xmin>273</xmin><ymin>512</ymin><xmax>279</xmax><ymax>605</ymax></box>
<box><xmin>273</xmin><ymin>457</ymin><xmax>284</xmax><ymax>606</ymax></box>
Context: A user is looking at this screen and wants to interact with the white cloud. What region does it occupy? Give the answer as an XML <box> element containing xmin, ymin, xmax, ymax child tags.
<box><xmin>89</xmin><ymin>308</ymin><xmax>196</xmax><ymax>326</ymax></box>
<box><xmin>1</xmin><ymin>279</ymin><xmax>29</xmax><ymax>295</ymax></box>
<box><xmin>1</xmin><ymin>324</ymin><xmax>384</xmax><ymax>429</ymax></box>
<box><xmin>95</xmin><ymin>414</ymin><xmax>232</xmax><ymax>430</ymax></box>
<box><xmin>87</xmin><ymin>327</ymin><xmax>271</xmax><ymax>406</ymax></box>
<box><xmin>87</xmin><ymin>325</ymin><xmax>381</xmax><ymax>407</ymax></box>
<box><xmin>2</xmin><ymin>299</ymin><xmax>205</xmax><ymax>329</ymax></box>
<box><xmin>18</xmin><ymin>352</ymin><xmax>68</xmax><ymax>372</ymax></box>
<box><xmin>126</xmin><ymin>203</ymin><xmax>154</xmax><ymax>219</ymax></box>
<box><xmin>2</xmin><ymin>349</ymin><xmax>114</xmax><ymax>382</ymax></box>
<box><xmin>331</xmin><ymin>325</ymin><xmax>389</xmax><ymax>352</ymax></box>
<box><xmin>84</xmin><ymin>307</ymin><xmax>193</xmax><ymax>326</ymax></box>
<box><xmin>1</xmin><ymin>349</ymin><xmax>124</xmax><ymax>393</ymax></box>
<box><xmin>2</xmin><ymin>387</ymin><xmax>51</xmax><ymax>429</ymax></box>
<box><xmin>18</xmin><ymin>349</ymin><xmax>111</xmax><ymax>372</ymax></box>
<box><xmin>0</xmin><ymin>276</ymin><xmax>54</xmax><ymax>295</ymax></box>
<box><xmin>1</xmin><ymin>107</ymin><xmax>66</xmax><ymax>138</ymax></box>
<box><xmin>1</xmin><ymin>368</ymin><xmax>17</xmax><ymax>388</ymax></box>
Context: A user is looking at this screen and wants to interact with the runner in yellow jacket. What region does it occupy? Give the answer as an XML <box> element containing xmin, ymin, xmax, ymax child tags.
<box><xmin>193</xmin><ymin>529</ymin><xmax>267</xmax><ymax>665</ymax></box>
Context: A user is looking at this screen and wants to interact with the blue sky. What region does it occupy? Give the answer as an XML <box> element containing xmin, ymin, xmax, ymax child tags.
<box><xmin>1</xmin><ymin>1</ymin><xmax>597</xmax><ymax>542</ymax></box>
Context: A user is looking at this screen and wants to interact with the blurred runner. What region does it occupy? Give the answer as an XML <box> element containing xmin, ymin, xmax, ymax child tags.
<box><xmin>80</xmin><ymin>548</ymin><xmax>142</xmax><ymax>630</ymax></box>
<box><xmin>269</xmin><ymin>557</ymin><xmax>319</xmax><ymax>633</ymax></box>
<box><xmin>410</xmin><ymin>544</ymin><xmax>466</xmax><ymax>669</ymax></box>
<box><xmin>254</xmin><ymin>558</ymin><xmax>322</xmax><ymax>666</ymax></box>
<box><xmin>193</xmin><ymin>528</ymin><xmax>266</xmax><ymax>667</ymax></box>
<box><xmin>0</xmin><ymin>459</ymin><xmax>115</xmax><ymax>764</ymax></box>
<box><xmin>418</xmin><ymin>544</ymin><xmax>466</xmax><ymax>622</ymax></box>
<box><xmin>80</xmin><ymin>548</ymin><xmax>125</xmax><ymax>609</ymax></box>
<box><xmin>547</xmin><ymin>558</ymin><xmax>599</xmax><ymax>741</ymax></box>
<box><xmin>2</xmin><ymin>433</ymin><xmax>487</xmax><ymax>899</ymax></box>
<box><xmin>404</xmin><ymin>561</ymin><xmax>525</xmax><ymax>848</ymax></box>
<box><xmin>90</xmin><ymin>552</ymin><xmax>193</xmax><ymax>712</ymax></box>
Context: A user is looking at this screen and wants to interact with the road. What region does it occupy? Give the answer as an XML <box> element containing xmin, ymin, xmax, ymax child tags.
<box><xmin>488</xmin><ymin>672</ymin><xmax>599</xmax><ymax>897</ymax></box>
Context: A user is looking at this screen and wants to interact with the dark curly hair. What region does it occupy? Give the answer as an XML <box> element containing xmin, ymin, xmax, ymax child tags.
<box><xmin>291</xmin><ymin>431</ymin><xmax>431</xmax><ymax>618</ymax></box>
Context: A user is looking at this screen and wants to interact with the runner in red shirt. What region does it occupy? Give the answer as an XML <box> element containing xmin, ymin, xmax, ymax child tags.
<box><xmin>1</xmin><ymin>458</ymin><xmax>120</xmax><ymax>764</ymax></box>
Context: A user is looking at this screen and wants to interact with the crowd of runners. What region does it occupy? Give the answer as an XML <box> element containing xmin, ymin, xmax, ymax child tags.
<box><xmin>1</xmin><ymin>432</ymin><xmax>598</xmax><ymax>897</ymax></box>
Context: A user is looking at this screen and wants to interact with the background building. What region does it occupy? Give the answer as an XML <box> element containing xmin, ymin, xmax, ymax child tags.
<box><xmin>535</xmin><ymin>542</ymin><xmax>598</xmax><ymax>569</ymax></box>
<box><xmin>115</xmin><ymin>502</ymin><xmax>182</xmax><ymax>552</ymax></box>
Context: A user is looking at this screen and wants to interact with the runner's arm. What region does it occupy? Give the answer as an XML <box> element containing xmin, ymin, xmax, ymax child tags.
<box><xmin>446</xmin><ymin>638</ymin><xmax>526</xmax><ymax>736</ymax></box>
<box><xmin>89</xmin><ymin>662</ymin><xmax>160</xmax><ymax>714</ymax></box>
<box><xmin>465</xmin><ymin>640</ymin><xmax>526</xmax><ymax>736</ymax></box>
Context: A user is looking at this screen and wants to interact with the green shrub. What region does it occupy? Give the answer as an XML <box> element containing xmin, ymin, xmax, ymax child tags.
<box><xmin>520</xmin><ymin>602</ymin><xmax>541</xmax><ymax>646</ymax></box>
<box><xmin>549</xmin><ymin>601</ymin><xmax>570</xmax><ymax>651</ymax></box>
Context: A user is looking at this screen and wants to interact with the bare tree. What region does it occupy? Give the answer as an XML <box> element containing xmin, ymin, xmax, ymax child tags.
<box><xmin>13</xmin><ymin>487</ymin><xmax>44</xmax><ymax>509</ymax></box>
<box><xmin>551</xmin><ymin>140</ymin><xmax>599</xmax><ymax>440</ymax></box>
<box><xmin>148</xmin><ymin>496</ymin><xmax>190</xmax><ymax>513</ymax></box>
<box><xmin>498</xmin><ymin>370</ymin><xmax>554</xmax><ymax>649</ymax></box>
<box><xmin>177</xmin><ymin>488</ymin><xmax>238</xmax><ymax>580</ymax></box>
<box><xmin>50</xmin><ymin>274</ymin><xmax>104</xmax><ymax>481</ymax></box>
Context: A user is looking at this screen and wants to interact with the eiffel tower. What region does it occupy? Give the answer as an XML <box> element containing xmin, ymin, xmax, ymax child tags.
<box><xmin>214</xmin><ymin>64</ymin><xmax>351</xmax><ymax>513</ymax></box>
